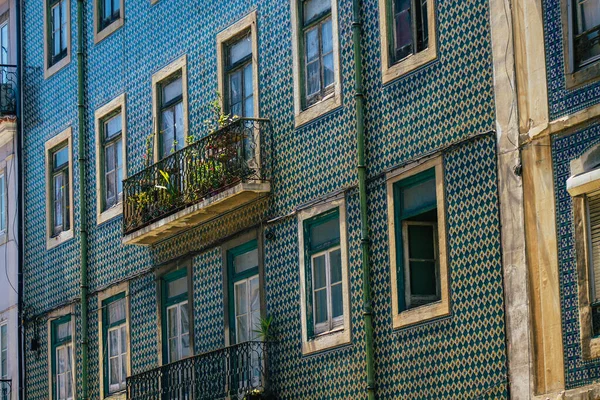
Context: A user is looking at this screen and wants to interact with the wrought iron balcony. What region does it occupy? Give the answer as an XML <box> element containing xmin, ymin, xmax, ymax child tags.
<box><xmin>126</xmin><ymin>341</ymin><xmax>273</xmax><ymax>400</ymax></box>
<box><xmin>0</xmin><ymin>379</ymin><xmax>11</xmax><ymax>400</ymax></box>
<box><xmin>0</xmin><ymin>65</ymin><xmax>17</xmax><ymax>116</ymax></box>
<box><xmin>123</xmin><ymin>118</ymin><xmax>270</xmax><ymax>245</ymax></box>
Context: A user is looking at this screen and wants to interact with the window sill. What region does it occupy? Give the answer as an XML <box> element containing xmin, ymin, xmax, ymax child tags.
<box><xmin>294</xmin><ymin>91</ymin><xmax>342</xmax><ymax>128</ymax></box>
<box><xmin>302</xmin><ymin>325</ymin><xmax>350</xmax><ymax>355</ymax></box>
<box><xmin>565</xmin><ymin>61</ymin><xmax>600</xmax><ymax>90</ymax></box>
<box><xmin>97</xmin><ymin>202</ymin><xmax>123</xmax><ymax>225</ymax></box>
<box><xmin>44</xmin><ymin>54</ymin><xmax>71</xmax><ymax>79</ymax></box>
<box><xmin>46</xmin><ymin>229</ymin><xmax>74</xmax><ymax>250</ymax></box>
<box><xmin>103</xmin><ymin>391</ymin><xmax>126</xmax><ymax>400</ymax></box>
<box><xmin>392</xmin><ymin>298</ymin><xmax>450</xmax><ymax>330</ymax></box>
<box><xmin>381</xmin><ymin>46</ymin><xmax>437</xmax><ymax>86</ymax></box>
<box><xmin>94</xmin><ymin>17</ymin><xmax>124</xmax><ymax>44</ymax></box>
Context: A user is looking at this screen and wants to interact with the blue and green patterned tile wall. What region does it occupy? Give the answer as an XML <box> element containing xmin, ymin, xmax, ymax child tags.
<box><xmin>21</xmin><ymin>0</ymin><xmax>508</xmax><ymax>397</ymax></box>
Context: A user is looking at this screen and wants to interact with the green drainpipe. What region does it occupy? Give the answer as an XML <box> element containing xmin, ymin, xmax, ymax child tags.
<box><xmin>351</xmin><ymin>0</ymin><xmax>376</xmax><ymax>398</ymax></box>
<box><xmin>76</xmin><ymin>0</ymin><xmax>89</xmax><ymax>397</ymax></box>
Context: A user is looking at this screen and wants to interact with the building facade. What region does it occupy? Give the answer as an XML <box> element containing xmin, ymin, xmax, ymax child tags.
<box><xmin>20</xmin><ymin>0</ymin><xmax>513</xmax><ymax>399</ymax></box>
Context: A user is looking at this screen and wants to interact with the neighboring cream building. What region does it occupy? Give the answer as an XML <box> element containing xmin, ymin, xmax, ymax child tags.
<box><xmin>0</xmin><ymin>0</ymin><xmax>19</xmax><ymax>397</ymax></box>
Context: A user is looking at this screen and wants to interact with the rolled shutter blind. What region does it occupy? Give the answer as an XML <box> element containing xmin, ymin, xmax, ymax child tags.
<box><xmin>589</xmin><ymin>192</ymin><xmax>600</xmax><ymax>303</ymax></box>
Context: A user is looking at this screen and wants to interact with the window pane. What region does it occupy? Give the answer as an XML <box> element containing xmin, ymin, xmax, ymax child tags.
<box><xmin>168</xmin><ymin>338</ymin><xmax>178</xmax><ymax>362</ymax></box>
<box><xmin>249</xmin><ymin>276</ymin><xmax>260</xmax><ymax>313</ymax></box>
<box><xmin>58</xmin><ymin>348</ymin><xmax>66</xmax><ymax>373</ymax></box>
<box><xmin>167</xmin><ymin>276</ymin><xmax>187</xmax><ymax>299</ymax></box>
<box><xmin>331</xmin><ymin>282</ymin><xmax>343</xmax><ymax>318</ymax></box>
<box><xmin>237</xmin><ymin>315</ymin><xmax>248</xmax><ymax>342</ymax></box>
<box><xmin>394</xmin><ymin>4</ymin><xmax>413</xmax><ymax>60</ymax></box>
<box><xmin>228</xmin><ymin>34</ymin><xmax>252</xmax><ymax>65</ymax></box>
<box><xmin>312</xmin><ymin>254</ymin><xmax>327</xmax><ymax>289</ymax></box>
<box><xmin>235</xmin><ymin>282</ymin><xmax>248</xmax><ymax>316</ymax></box>
<box><xmin>408</xmin><ymin>224</ymin><xmax>435</xmax><ymax>260</ymax></box>
<box><xmin>244</xmin><ymin>96</ymin><xmax>254</xmax><ymax>119</ymax></box>
<box><xmin>305</xmin><ymin>27</ymin><xmax>319</xmax><ymax>62</ymax></box>
<box><xmin>175</xmin><ymin>102</ymin><xmax>185</xmax><ymax>151</ymax></box>
<box><xmin>181</xmin><ymin>333</ymin><xmax>190</xmax><ymax>358</ymax></box>
<box><xmin>104</xmin><ymin>113</ymin><xmax>122</xmax><ymax>139</ymax></box>
<box><xmin>57</xmin><ymin>321</ymin><xmax>70</xmax><ymax>340</ymax></box>
<box><xmin>576</xmin><ymin>0</ymin><xmax>600</xmax><ymax>33</ymax></box>
<box><xmin>108</xmin><ymin>298</ymin><xmax>126</xmax><ymax>324</ymax></box>
<box><xmin>160</xmin><ymin>108</ymin><xmax>174</xmax><ymax>156</ymax></box>
<box><xmin>54</xmin><ymin>174</ymin><xmax>64</xmax><ymax>228</ymax></box>
<box><xmin>112</xmin><ymin>0</ymin><xmax>120</xmax><ymax>14</ymax></box>
<box><xmin>167</xmin><ymin>307</ymin><xmax>178</xmax><ymax>338</ymax></box>
<box><xmin>402</xmin><ymin>177</ymin><xmax>436</xmax><ymax>215</ymax></box>
<box><xmin>58</xmin><ymin>374</ymin><xmax>65</xmax><ymax>400</ymax></box>
<box><xmin>409</xmin><ymin>260</ymin><xmax>437</xmax><ymax>296</ymax></box>
<box><xmin>229</xmin><ymin>70</ymin><xmax>242</xmax><ymax>105</ymax></box>
<box><xmin>52</xmin><ymin>6</ymin><xmax>60</xmax><ymax>56</ymax></box>
<box><xmin>303</xmin><ymin>0</ymin><xmax>331</xmax><ymax>24</ymax></box>
<box><xmin>329</xmin><ymin>249</ymin><xmax>342</xmax><ymax>283</ymax></box>
<box><xmin>321</xmin><ymin>19</ymin><xmax>333</xmax><ymax>53</ymax></box>
<box><xmin>162</xmin><ymin>77</ymin><xmax>182</xmax><ymax>105</ymax></box>
<box><xmin>180</xmin><ymin>303</ymin><xmax>189</xmax><ymax>335</ymax></box>
<box><xmin>109</xmin><ymin>329</ymin><xmax>119</xmax><ymax>357</ymax></box>
<box><xmin>106</xmin><ymin>171</ymin><xmax>115</xmax><ymax>206</ymax></box>
<box><xmin>307</xmin><ymin>61</ymin><xmax>320</xmax><ymax>96</ymax></box>
<box><xmin>103</xmin><ymin>0</ymin><xmax>111</xmax><ymax>19</ymax></box>
<box><xmin>60</xmin><ymin>0</ymin><xmax>67</xmax><ymax>52</ymax></box>
<box><xmin>109</xmin><ymin>357</ymin><xmax>119</xmax><ymax>385</ymax></box>
<box><xmin>105</xmin><ymin>143</ymin><xmax>115</xmax><ymax>172</ymax></box>
<box><xmin>314</xmin><ymin>289</ymin><xmax>328</xmax><ymax>324</ymax></box>
<box><xmin>251</xmin><ymin>308</ymin><xmax>261</xmax><ymax>340</ymax></box>
<box><xmin>0</xmin><ymin>176</ymin><xmax>6</xmax><ymax>231</ymax></box>
<box><xmin>309</xmin><ymin>215</ymin><xmax>340</xmax><ymax>250</ymax></box>
<box><xmin>120</xmin><ymin>354</ymin><xmax>127</xmax><ymax>384</ymax></box>
<box><xmin>323</xmin><ymin>53</ymin><xmax>334</xmax><ymax>87</ymax></box>
<box><xmin>233</xmin><ymin>248</ymin><xmax>258</xmax><ymax>274</ymax></box>
<box><xmin>120</xmin><ymin>326</ymin><xmax>127</xmax><ymax>355</ymax></box>
<box><xmin>54</xmin><ymin>146</ymin><xmax>69</xmax><ymax>169</ymax></box>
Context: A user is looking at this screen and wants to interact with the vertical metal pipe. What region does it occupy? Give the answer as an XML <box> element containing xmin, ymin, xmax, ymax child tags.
<box><xmin>351</xmin><ymin>0</ymin><xmax>376</xmax><ymax>398</ymax></box>
<box><xmin>76</xmin><ymin>0</ymin><xmax>89</xmax><ymax>397</ymax></box>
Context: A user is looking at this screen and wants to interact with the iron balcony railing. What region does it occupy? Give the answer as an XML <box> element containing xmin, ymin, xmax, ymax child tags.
<box><xmin>0</xmin><ymin>65</ymin><xmax>17</xmax><ymax>116</ymax></box>
<box><xmin>126</xmin><ymin>341</ymin><xmax>273</xmax><ymax>400</ymax></box>
<box><xmin>0</xmin><ymin>379</ymin><xmax>11</xmax><ymax>400</ymax></box>
<box><xmin>575</xmin><ymin>24</ymin><xmax>600</xmax><ymax>68</ymax></box>
<box><xmin>123</xmin><ymin>118</ymin><xmax>270</xmax><ymax>235</ymax></box>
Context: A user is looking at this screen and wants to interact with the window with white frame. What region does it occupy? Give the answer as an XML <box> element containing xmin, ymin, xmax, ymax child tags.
<box><xmin>101</xmin><ymin>111</ymin><xmax>123</xmax><ymax>211</ymax></box>
<box><xmin>162</xmin><ymin>270</ymin><xmax>190</xmax><ymax>364</ymax></box>
<box><xmin>102</xmin><ymin>294</ymin><xmax>127</xmax><ymax>394</ymax></box>
<box><xmin>225</xmin><ymin>33</ymin><xmax>254</xmax><ymax>118</ymax></box>
<box><xmin>158</xmin><ymin>73</ymin><xmax>185</xmax><ymax>159</ymax></box>
<box><xmin>0</xmin><ymin>323</ymin><xmax>7</xmax><ymax>379</ymax></box>
<box><xmin>51</xmin><ymin>316</ymin><xmax>73</xmax><ymax>400</ymax></box>
<box><xmin>387</xmin><ymin>158</ymin><xmax>450</xmax><ymax>329</ymax></box>
<box><xmin>0</xmin><ymin>174</ymin><xmax>6</xmax><ymax>233</ymax></box>
<box><xmin>298</xmin><ymin>199</ymin><xmax>350</xmax><ymax>354</ymax></box>
<box><xmin>47</xmin><ymin>0</ymin><xmax>68</xmax><ymax>67</ymax></box>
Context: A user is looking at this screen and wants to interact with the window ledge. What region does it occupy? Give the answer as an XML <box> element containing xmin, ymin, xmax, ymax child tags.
<box><xmin>382</xmin><ymin>47</ymin><xmax>437</xmax><ymax>85</ymax></box>
<box><xmin>44</xmin><ymin>55</ymin><xmax>71</xmax><ymax>79</ymax></box>
<box><xmin>103</xmin><ymin>391</ymin><xmax>126</xmax><ymax>400</ymax></box>
<box><xmin>94</xmin><ymin>17</ymin><xmax>124</xmax><ymax>44</ymax></box>
<box><xmin>393</xmin><ymin>299</ymin><xmax>450</xmax><ymax>329</ymax></box>
<box><xmin>302</xmin><ymin>326</ymin><xmax>350</xmax><ymax>355</ymax></box>
<box><xmin>565</xmin><ymin>61</ymin><xmax>600</xmax><ymax>90</ymax></box>
<box><xmin>46</xmin><ymin>229</ymin><xmax>74</xmax><ymax>250</ymax></box>
<box><xmin>294</xmin><ymin>92</ymin><xmax>342</xmax><ymax>128</ymax></box>
<box><xmin>97</xmin><ymin>202</ymin><xmax>123</xmax><ymax>225</ymax></box>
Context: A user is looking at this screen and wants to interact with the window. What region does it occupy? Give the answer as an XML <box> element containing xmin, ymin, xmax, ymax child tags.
<box><xmin>161</xmin><ymin>269</ymin><xmax>191</xmax><ymax>364</ymax></box>
<box><xmin>50</xmin><ymin>144</ymin><xmax>70</xmax><ymax>237</ymax></box>
<box><xmin>0</xmin><ymin>174</ymin><xmax>6</xmax><ymax>233</ymax></box>
<box><xmin>0</xmin><ymin>13</ymin><xmax>9</xmax><ymax>65</ymax></box>
<box><xmin>585</xmin><ymin>192</ymin><xmax>600</xmax><ymax>337</ymax></box>
<box><xmin>378</xmin><ymin>0</ymin><xmax>436</xmax><ymax>83</ymax></box>
<box><xmin>0</xmin><ymin>323</ymin><xmax>7</xmax><ymax>380</ymax></box>
<box><xmin>45</xmin><ymin>128</ymin><xmax>73</xmax><ymax>249</ymax></box>
<box><xmin>50</xmin><ymin>316</ymin><xmax>73</xmax><ymax>400</ymax></box>
<box><xmin>387</xmin><ymin>158</ymin><xmax>449</xmax><ymax>329</ymax></box>
<box><xmin>95</xmin><ymin>94</ymin><xmax>126</xmax><ymax>225</ymax></box>
<box><xmin>304</xmin><ymin>210</ymin><xmax>343</xmax><ymax>335</ymax></box>
<box><xmin>102</xmin><ymin>294</ymin><xmax>127</xmax><ymax>394</ymax></box>
<box><xmin>225</xmin><ymin>34</ymin><xmax>254</xmax><ymax>118</ymax></box>
<box><xmin>93</xmin><ymin>0</ymin><xmax>124</xmax><ymax>43</ymax></box>
<box><xmin>298</xmin><ymin>198</ymin><xmax>350</xmax><ymax>354</ymax></box>
<box><xmin>217</xmin><ymin>12</ymin><xmax>259</xmax><ymax>120</ymax></box>
<box><xmin>573</xmin><ymin>0</ymin><xmax>600</xmax><ymax>69</ymax></box>
<box><xmin>152</xmin><ymin>56</ymin><xmax>188</xmax><ymax>162</ymax></box>
<box><xmin>44</xmin><ymin>0</ymin><xmax>70</xmax><ymax>78</ymax></box>
<box><xmin>290</xmin><ymin>0</ymin><xmax>341</xmax><ymax>126</ymax></box>
<box><xmin>227</xmin><ymin>240</ymin><xmax>261</xmax><ymax>344</ymax></box>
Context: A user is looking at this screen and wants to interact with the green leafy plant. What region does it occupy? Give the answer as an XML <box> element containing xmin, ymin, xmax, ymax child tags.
<box><xmin>156</xmin><ymin>169</ymin><xmax>179</xmax><ymax>203</ymax></box>
<box><xmin>253</xmin><ymin>315</ymin><xmax>275</xmax><ymax>342</ymax></box>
